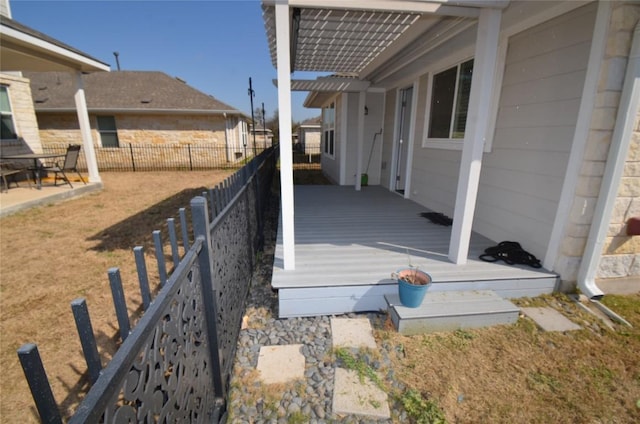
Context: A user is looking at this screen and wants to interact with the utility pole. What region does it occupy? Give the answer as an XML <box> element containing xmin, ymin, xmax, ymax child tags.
<box><xmin>113</xmin><ymin>52</ymin><xmax>121</xmax><ymax>71</ymax></box>
<box><xmin>248</xmin><ymin>78</ymin><xmax>257</xmax><ymax>156</ymax></box>
<box><xmin>261</xmin><ymin>102</ymin><xmax>267</xmax><ymax>148</ymax></box>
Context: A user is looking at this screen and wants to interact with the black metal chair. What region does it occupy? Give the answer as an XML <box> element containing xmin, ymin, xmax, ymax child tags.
<box><xmin>42</xmin><ymin>145</ymin><xmax>87</xmax><ymax>188</ymax></box>
<box><xmin>0</xmin><ymin>163</ymin><xmax>32</xmax><ymax>192</ymax></box>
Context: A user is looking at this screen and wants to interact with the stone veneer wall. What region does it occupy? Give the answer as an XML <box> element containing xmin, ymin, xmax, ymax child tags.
<box><xmin>0</xmin><ymin>73</ymin><xmax>42</xmax><ymax>154</ymax></box>
<box><xmin>37</xmin><ymin>113</ymin><xmax>228</xmax><ymax>147</ymax></box>
<box><xmin>557</xmin><ymin>1</ymin><xmax>640</xmax><ymax>284</ymax></box>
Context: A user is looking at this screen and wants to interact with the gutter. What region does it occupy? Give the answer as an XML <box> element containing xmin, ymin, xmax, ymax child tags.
<box><xmin>577</xmin><ymin>23</ymin><xmax>640</xmax><ymax>299</ymax></box>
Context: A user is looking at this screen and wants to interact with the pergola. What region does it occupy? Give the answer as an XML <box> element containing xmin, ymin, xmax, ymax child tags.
<box><xmin>0</xmin><ymin>16</ymin><xmax>110</xmax><ymax>183</ymax></box>
<box><xmin>262</xmin><ymin>0</ymin><xmax>509</xmax><ymax>270</ymax></box>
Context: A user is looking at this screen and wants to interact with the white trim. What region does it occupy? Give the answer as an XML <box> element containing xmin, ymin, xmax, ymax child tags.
<box><xmin>404</xmin><ymin>78</ymin><xmax>419</xmax><ymax>199</ymax></box>
<box><xmin>0</xmin><ymin>84</ymin><xmax>18</xmax><ymax>140</ymax></box>
<box><xmin>578</xmin><ymin>23</ymin><xmax>640</xmax><ymax>297</ymax></box>
<box><xmin>278</xmin><ymin>0</ymin><xmax>499</xmax><ymax>17</ymax></box>
<box><xmin>321</xmin><ymin>101</ymin><xmax>336</xmax><ymax>160</ymax></box>
<box><xmin>275</xmin><ymin>2</ymin><xmax>296</xmax><ymax>270</ymax></box>
<box><xmin>389</xmin><ymin>88</ymin><xmax>402</xmax><ymax>190</ymax></box>
<box><xmin>483</xmin><ymin>36</ymin><xmax>508</xmax><ymax>152</ymax></box>
<box><xmin>543</xmin><ymin>0</ymin><xmax>611</xmax><ymax>271</ymax></box>
<box><xmin>74</xmin><ymin>71</ymin><xmax>101</xmax><ymax>183</ymax></box>
<box><xmin>448</xmin><ymin>8</ymin><xmax>501</xmax><ymax>264</ymax></box>
<box><xmin>355</xmin><ymin>91</ymin><xmax>366</xmax><ymax>191</ymax></box>
<box><xmin>339</xmin><ymin>93</ymin><xmax>348</xmax><ymax>185</ymax></box>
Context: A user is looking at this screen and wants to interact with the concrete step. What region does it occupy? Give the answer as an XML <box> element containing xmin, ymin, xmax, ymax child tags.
<box><xmin>385</xmin><ymin>290</ymin><xmax>520</xmax><ymax>335</ymax></box>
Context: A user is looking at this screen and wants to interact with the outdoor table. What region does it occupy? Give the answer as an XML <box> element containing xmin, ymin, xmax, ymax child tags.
<box><xmin>0</xmin><ymin>153</ymin><xmax>65</xmax><ymax>189</ymax></box>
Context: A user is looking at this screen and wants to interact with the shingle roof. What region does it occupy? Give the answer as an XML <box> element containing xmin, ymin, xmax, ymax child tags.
<box><xmin>26</xmin><ymin>71</ymin><xmax>245</xmax><ymax>115</ymax></box>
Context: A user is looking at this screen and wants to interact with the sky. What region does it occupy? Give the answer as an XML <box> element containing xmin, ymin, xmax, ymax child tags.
<box><xmin>9</xmin><ymin>0</ymin><xmax>324</xmax><ymax>122</ymax></box>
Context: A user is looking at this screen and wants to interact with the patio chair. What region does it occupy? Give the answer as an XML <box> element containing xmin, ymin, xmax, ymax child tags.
<box><xmin>0</xmin><ymin>163</ymin><xmax>32</xmax><ymax>192</ymax></box>
<box><xmin>41</xmin><ymin>145</ymin><xmax>86</xmax><ymax>188</ymax></box>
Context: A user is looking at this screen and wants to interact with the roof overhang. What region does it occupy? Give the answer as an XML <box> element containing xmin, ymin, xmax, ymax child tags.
<box><xmin>0</xmin><ymin>19</ymin><xmax>110</xmax><ymax>72</ymax></box>
<box><xmin>34</xmin><ymin>108</ymin><xmax>244</xmax><ymax>116</ymax></box>
<box><xmin>262</xmin><ymin>0</ymin><xmax>509</xmax><ymax>80</ymax></box>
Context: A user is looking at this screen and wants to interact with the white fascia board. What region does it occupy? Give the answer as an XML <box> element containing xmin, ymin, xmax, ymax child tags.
<box><xmin>273</xmin><ymin>0</ymin><xmax>496</xmax><ymax>17</ymax></box>
<box><xmin>1</xmin><ymin>26</ymin><xmax>109</xmax><ymax>72</ymax></box>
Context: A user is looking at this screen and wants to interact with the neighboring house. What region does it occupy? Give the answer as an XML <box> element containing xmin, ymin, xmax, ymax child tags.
<box><xmin>264</xmin><ymin>0</ymin><xmax>640</xmax><ymax>299</ymax></box>
<box><xmin>297</xmin><ymin>116</ymin><xmax>321</xmax><ymax>154</ymax></box>
<box><xmin>250</xmin><ymin>125</ymin><xmax>274</xmax><ymax>149</ymax></box>
<box><xmin>26</xmin><ymin>71</ymin><xmax>252</xmax><ymax>161</ymax></box>
<box><xmin>0</xmin><ymin>0</ymin><xmax>109</xmax><ymax>182</ymax></box>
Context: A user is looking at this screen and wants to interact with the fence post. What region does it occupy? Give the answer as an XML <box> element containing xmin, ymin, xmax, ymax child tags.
<box><xmin>129</xmin><ymin>143</ymin><xmax>136</xmax><ymax>172</ymax></box>
<box><xmin>167</xmin><ymin>218</ymin><xmax>180</xmax><ymax>268</ymax></box>
<box><xmin>133</xmin><ymin>246</ymin><xmax>152</xmax><ymax>310</ymax></box>
<box><xmin>153</xmin><ymin>230</ymin><xmax>168</xmax><ymax>286</ymax></box>
<box><xmin>190</xmin><ymin>196</ymin><xmax>225</xmax><ymax>400</ymax></box>
<box><xmin>17</xmin><ymin>344</ymin><xmax>62</xmax><ymax>424</ymax></box>
<box><xmin>179</xmin><ymin>208</ymin><xmax>190</xmax><ymax>251</ymax></box>
<box><xmin>70</xmin><ymin>298</ymin><xmax>102</xmax><ymax>384</ymax></box>
<box><xmin>108</xmin><ymin>268</ymin><xmax>131</xmax><ymax>342</ymax></box>
<box><xmin>188</xmin><ymin>144</ymin><xmax>193</xmax><ymax>171</ymax></box>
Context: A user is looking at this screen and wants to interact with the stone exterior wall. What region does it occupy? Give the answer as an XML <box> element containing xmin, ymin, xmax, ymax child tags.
<box><xmin>37</xmin><ymin>113</ymin><xmax>229</xmax><ymax>147</ymax></box>
<box><xmin>599</xmin><ymin>110</ymin><xmax>640</xmax><ymax>278</ymax></box>
<box><xmin>0</xmin><ymin>73</ymin><xmax>43</xmax><ymax>154</ymax></box>
<box><xmin>557</xmin><ymin>1</ymin><xmax>640</xmax><ymax>284</ymax></box>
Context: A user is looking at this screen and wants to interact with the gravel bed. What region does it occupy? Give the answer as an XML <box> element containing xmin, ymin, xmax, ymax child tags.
<box><xmin>225</xmin><ymin>188</ymin><xmax>409</xmax><ymax>423</ymax></box>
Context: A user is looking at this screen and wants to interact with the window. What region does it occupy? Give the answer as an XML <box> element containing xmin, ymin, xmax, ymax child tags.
<box><xmin>427</xmin><ymin>59</ymin><xmax>473</xmax><ymax>140</ymax></box>
<box><xmin>1</xmin><ymin>86</ymin><xmax>17</xmax><ymax>140</ymax></box>
<box><xmin>322</xmin><ymin>102</ymin><xmax>335</xmax><ymax>157</ymax></box>
<box><xmin>97</xmin><ymin>116</ymin><xmax>120</xmax><ymax>147</ymax></box>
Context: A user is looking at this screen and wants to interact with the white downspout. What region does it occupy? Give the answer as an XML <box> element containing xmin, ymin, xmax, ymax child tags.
<box><xmin>577</xmin><ymin>23</ymin><xmax>640</xmax><ymax>299</ymax></box>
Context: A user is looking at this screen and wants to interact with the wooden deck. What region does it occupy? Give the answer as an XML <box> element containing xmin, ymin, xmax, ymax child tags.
<box><xmin>272</xmin><ymin>186</ymin><xmax>557</xmax><ymax>318</ymax></box>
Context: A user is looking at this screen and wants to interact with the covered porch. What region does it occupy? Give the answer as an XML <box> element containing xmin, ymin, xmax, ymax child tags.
<box><xmin>273</xmin><ymin>185</ymin><xmax>557</xmax><ymax>318</ymax></box>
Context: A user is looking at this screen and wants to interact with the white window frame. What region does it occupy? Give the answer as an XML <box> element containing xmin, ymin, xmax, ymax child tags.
<box><xmin>421</xmin><ymin>43</ymin><xmax>506</xmax><ymax>153</ymax></box>
<box><xmin>1</xmin><ymin>85</ymin><xmax>18</xmax><ymax>141</ymax></box>
<box><xmin>322</xmin><ymin>102</ymin><xmax>335</xmax><ymax>159</ymax></box>
<box><xmin>423</xmin><ymin>57</ymin><xmax>475</xmax><ymax>150</ymax></box>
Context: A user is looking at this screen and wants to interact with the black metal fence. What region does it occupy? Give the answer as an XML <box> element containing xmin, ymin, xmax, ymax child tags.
<box><xmin>39</xmin><ymin>142</ymin><xmax>266</xmax><ymax>171</ymax></box>
<box><xmin>17</xmin><ymin>147</ymin><xmax>277</xmax><ymax>423</ymax></box>
<box><xmin>292</xmin><ymin>143</ymin><xmax>321</xmax><ymax>170</ymax></box>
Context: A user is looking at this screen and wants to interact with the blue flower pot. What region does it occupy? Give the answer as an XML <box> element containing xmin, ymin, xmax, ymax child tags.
<box><xmin>396</xmin><ymin>269</ymin><xmax>432</xmax><ymax>308</ymax></box>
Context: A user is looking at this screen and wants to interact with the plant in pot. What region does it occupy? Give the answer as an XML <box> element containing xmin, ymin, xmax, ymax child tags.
<box><xmin>392</xmin><ymin>264</ymin><xmax>432</xmax><ymax>308</ymax></box>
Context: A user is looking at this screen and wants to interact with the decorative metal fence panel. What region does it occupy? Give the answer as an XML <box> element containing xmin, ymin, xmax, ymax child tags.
<box><xmin>17</xmin><ymin>147</ymin><xmax>277</xmax><ymax>423</ymax></box>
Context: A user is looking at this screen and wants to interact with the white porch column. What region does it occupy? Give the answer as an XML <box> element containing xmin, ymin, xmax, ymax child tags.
<box><xmin>355</xmin><ymin>90</ymin><xmax>366</xmax><ymax>191</ymax></box>
<box><xmin>275</xmin><ymin>2</ymin><xmax>296</xmax><ymax>270</ymax></box>
<box><xmin>448</xmin><ymin>8</ymin><xmax>501</xmax><ymax>264</ymax></box>
<box><xmin>73</xmin><ymin>71</ymin><xmax>100</xmax><ymax>183</ymax></box>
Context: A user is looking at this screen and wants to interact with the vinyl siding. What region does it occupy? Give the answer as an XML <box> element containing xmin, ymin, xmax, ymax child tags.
<box><xmin>474</xmin><ymin>3</ymin><xmax>597</xmax><ymax>259</ymax></box>
<box><xmin>380</xmin><ymin>90</ymin><xmax>397</xmax><ymax>189</ymax></box>
<box><xmin>409</xmin><ymin>72</ymin><xmax>462</xmax><ymax>216</ymax></box>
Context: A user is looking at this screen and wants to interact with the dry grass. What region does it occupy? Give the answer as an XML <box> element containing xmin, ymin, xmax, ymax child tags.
<box><xmin>0</xmin><ymin>170</ymin><xmax>231</xmax><ymax>422</ymax></box>
<box><xmin>381</xmin><ymin>293</ymin><xmax>640</xmax><ymax>423</ymax></box>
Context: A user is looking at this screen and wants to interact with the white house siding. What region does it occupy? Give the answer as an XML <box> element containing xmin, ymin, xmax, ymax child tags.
<box><xmin>362</xmin><ymin>92</ymin><xmax>385</xmax><ymax>186</ymax></box>
<box><xmin>410</xmin><ymin>73</ymin><xmax>461</xmax><ymax>217</ymax></box>
<box><xmin>473</xmin><ymin>4</ymin><xmax>597</xmax><ymax>261</ymax></box>
<box><xmin>321</xmin><ymin>95</ymin><xmax>341</xmax><ymax>184</ymax></box>
<box><xmin>0</xmin><ymin>73</ymin><xmax>43</xmax><ymax>154</ymax></box>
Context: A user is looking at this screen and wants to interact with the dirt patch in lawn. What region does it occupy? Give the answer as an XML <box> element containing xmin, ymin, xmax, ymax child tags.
<box><xmin>0</xmin><ymin>170</ymin><xmax>231</xmax><ymax>422</ymax></box>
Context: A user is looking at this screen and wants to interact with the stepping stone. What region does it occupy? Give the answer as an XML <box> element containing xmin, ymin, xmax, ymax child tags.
<box><xmin>331</xmin><ymin>317</ymin><xmax>377</xmax><ymax>349</ymax></box>
<box><xmin>521</xmin><ymin>307</ymin><xmax>581</xmax><ymax>332</ymax></box>
<box><xmin>256</xmin><ymin>344</ymin><xmax>305</xmax><ymax>384</ymax></box>
<box><xmin>333</xmin><ymin>368</ymin><xmax>390</xmax><ymax>419</ymax></box>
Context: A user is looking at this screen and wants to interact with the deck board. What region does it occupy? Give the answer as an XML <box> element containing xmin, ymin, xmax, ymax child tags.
<box><xmin>272</xmin><ymin>186</ymin><xmax>557</xmax><ymax>317</ymax></box>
